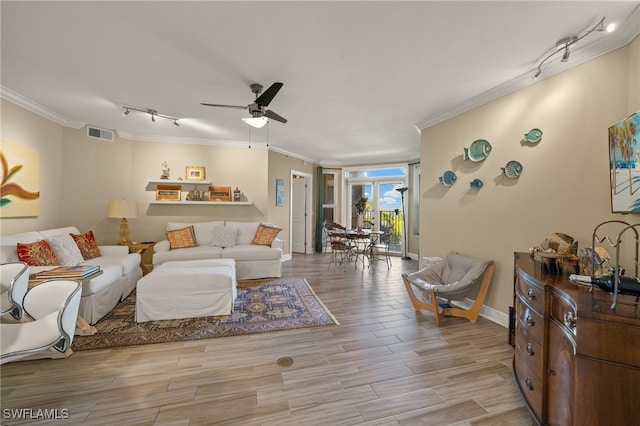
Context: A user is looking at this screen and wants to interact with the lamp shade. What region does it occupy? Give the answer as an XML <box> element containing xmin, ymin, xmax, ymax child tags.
<box><xmin>108</xmin><ymin>200</ymin><xmax>138</xmax><ymax>219</ymax></box>
<box><xmin>242</xmin><ymin>116</ymin><xmax>268</xmax><ymax>128</ymax></box>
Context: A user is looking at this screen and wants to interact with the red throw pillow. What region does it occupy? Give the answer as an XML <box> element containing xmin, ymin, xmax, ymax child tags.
<box><xmin>17</xmin><ymin>240</ymin><xmax>59</xmax><ymax>266</ymax></box>
<box><xmin>70</xmin><ymin>230</ymin><xmax>102</xmax><ymax>259</ymax></box>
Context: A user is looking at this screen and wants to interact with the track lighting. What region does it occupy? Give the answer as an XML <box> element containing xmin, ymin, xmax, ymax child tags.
<box><xmin>122</xmin><ymin>106</ymin><xmax>180</xmax><ymax>126</ymax></box>
<box><xmin>533</xmin><ymin>16</ymin><xmax>615</xmax><ymax>79</ymax></box>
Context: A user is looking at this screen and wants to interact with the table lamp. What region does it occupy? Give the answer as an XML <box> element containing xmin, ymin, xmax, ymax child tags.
<box><xmin>108</xmin><ymin>200</ymin><xmax>138</xmax><ymax>245</ymax></box>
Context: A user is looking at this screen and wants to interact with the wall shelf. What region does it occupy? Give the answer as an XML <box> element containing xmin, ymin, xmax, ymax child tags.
<box><xmin>146</xmin><ymin>179</ymin><xmax>212</xmax><ymax>191</ymax></box>
<box><xmin>148</xmin><ymin>200</ymin><xmax>252</xmax><ymax>206</ymax></box>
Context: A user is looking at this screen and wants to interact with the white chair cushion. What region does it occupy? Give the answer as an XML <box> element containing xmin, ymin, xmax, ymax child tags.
<box><xmin>221</xmin><ymin>245</ymin><xmax>282</xmax><ymax>261</ymax></box>
<box><xmin>39</xmin><ymin>226</ymin><xmax>81</xmax><ymax>239</ymax></box>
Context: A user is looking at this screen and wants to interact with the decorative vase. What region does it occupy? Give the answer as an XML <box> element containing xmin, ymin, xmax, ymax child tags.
<box><xmin>356</xmin><ymin>214</ymin><xmax>364</xmax><ymax>231</ymax></box>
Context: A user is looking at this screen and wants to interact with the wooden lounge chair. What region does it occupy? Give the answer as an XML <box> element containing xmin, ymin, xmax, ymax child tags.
<box><xmin>402</xmin><ymin>252</ymin><xmax>495</xmax><ymax>326</ymax></box>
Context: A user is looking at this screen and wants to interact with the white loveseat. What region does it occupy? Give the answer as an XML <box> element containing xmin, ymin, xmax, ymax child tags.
<box><xmin>0</xmin><ymin>226</ymin><xmax>142</xmax><ymax>324</ymax></box>
<box><xmin>153</xmin><ymin>221</ymin><xmax>283</xmax><ymax>280</ymax></box>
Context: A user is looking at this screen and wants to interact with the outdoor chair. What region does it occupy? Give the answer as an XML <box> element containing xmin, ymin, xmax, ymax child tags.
<box><xmin>1</xmin><ymin>262</ymin><xmax>29</xmax><ymax>320</ymax></box>
<box><xmin>402</xmin><ymin>252</ymin><xmax>495</xmax><ymax>325</ymax></box>
<box><xmin>1</xmin><ymin>279</ymin><xmax>82</xmax><ymax>364</ymax></box>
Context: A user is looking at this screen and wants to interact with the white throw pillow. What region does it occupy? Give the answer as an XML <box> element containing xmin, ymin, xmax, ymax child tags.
<box><xmin>46</xmin><ymin>234</ymin><xmax>84</xmax><ymax>266</ymax></box>
<box><xmin>211</xmin><ymin>226</ymin><xmax>238</xmax><ymax>248</ymax></box>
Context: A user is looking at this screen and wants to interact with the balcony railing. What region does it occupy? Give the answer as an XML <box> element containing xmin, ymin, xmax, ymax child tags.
<box><xmin>351</xmin><ymin>209</ymin><xmax>403</xmax><ymax>253</ymax></box>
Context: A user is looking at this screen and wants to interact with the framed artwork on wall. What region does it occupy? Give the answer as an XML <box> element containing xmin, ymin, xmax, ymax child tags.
<box><xmin>276</xmin><ymin>179</ymin><xmax>284</xmax><ymax>206</ymax></box>
<box><xmin>0</xmin><ymin>140</ymin><xmax>40</xmax><ymax>217</ymax></box>
<box><xmin>609</xmin><ymin>111</ymin><xmax>640</xmax><ymax>213</ymax></box>
<box><xmin>185</xmin><ymin>166</ymin><xmax>205</xmax><ymax>180</ymax></box>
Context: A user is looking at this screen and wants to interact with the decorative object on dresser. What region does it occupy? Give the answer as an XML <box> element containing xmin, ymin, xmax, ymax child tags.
<box><xmin>108</xmin><ymin>199</ymin><xmax>138</xmax><ymax>245</ymax></box>
<box><xmin>185</xmin><ymin>165</ymin><xmax>205</xmax><ymax>180</ymax></box>
<box><xmin>513</xmin><ymin>252</ymin><xmax>640</xmax><ymax>426</ymax></box>
<box><xmin>402</xmin><ymin>251</ymin><xmax>495</xmax><ymax>326</ymax></box>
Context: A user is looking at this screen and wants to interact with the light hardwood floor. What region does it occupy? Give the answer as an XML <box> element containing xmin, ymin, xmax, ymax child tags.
<box><xmin>1</xmin><ymin>254</ymin><xmax>531</xmax><ymax>425</ymax></box>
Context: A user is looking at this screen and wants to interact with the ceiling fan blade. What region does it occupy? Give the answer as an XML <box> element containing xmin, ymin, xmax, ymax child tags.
<box><xmin>200</xmin><ymin>103</ymin><xmax>248</xmax><ymax>110</ymax></box>
<box><xmin>254</xmin><ymin>82</ymin><xmax>283</xmax><ymax>107</ymax></box>
<box><xmin>264</xmin><ymin>109</ymin><xmax>287</xmax><ymax>123</ymax></box>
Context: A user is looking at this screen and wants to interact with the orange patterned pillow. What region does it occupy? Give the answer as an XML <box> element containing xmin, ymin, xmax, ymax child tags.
<box><xmin>166</xmin><ymin>225</ymin><xmax>198</xmax><ymax>250</ymax></box>
<box><xmin>252</xmin><ymin>223</ymin><xmax>282</xmax><ymax>246</ymax></box>
<box><xmin>17</xmin><ymin>240</ymin><xmax>59</xmax><ymax>266</ymax></box>
<box><xmin>70</xmin><ymin>230</ymin><xmax>102</xmax><ymax>259</ymax></box>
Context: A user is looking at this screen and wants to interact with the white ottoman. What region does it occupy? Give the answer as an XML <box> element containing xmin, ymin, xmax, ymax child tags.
<box><xmin>135</xmin><ymin>259</ymin><xmax>237</xmax><ymax>322</ymax></box>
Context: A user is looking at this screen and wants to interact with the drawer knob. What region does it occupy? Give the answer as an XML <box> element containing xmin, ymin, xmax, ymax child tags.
<box><xmin>526</xmin><ymin>342</ymin><xmax>535</xmax><ymax>356</ymax></box>
<box><xmin>526</xmin><ymin>314</ymin><xmax>535</xmax><ymax>327</ymax></box>
<box><xmin>525</xmin><ymin>377</ymin><xmax>534</xmax><ymax>390</ymax></box>
<box><xmin>564</xmin><ymin>311</ymin><xmax>576</xmax><ymax>328</ymax></box>
<box><xmin>527</xmin><ymin>288</ymin><xmax>536</xmax><ymax>301</ymax></box>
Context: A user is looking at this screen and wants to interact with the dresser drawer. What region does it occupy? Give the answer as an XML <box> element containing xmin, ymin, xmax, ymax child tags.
<box><xmin>515</xmin><ymin>323</ymin><xmax>543</xmax><ymax>374</ymax></box>
<box><xmin>514</xmin><ymin>348</ymin><xmax>543</xmax><ymax>419</ymax></box>
<box><xmin>548</xmin><ymin>289</ymin><xmax>577</xmax><ymax>338</ymax></box>
<box><xmin>516</xmin><ymin>297</ymin><xmax>544</xmax><ymax>343</ymax></box>
<box><xmin>516</xmin><ymin>273</ymin><xmax>545</xmax><ymax>314</ymax></box>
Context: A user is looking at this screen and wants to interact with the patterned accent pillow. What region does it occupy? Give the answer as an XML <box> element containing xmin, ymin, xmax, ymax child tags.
<box><xmin>211</xmin><ymin>226</ymin><xmax>238</xmax><ymax>248</ymax></box>
<box><xmin>70</xmin><ymin>230</ymin><xmax>102</xmax><ymax>260</ymax></box>
<box><xmin>17</xmin><ymin>240</ymin><xmax>59</xmax><ymax>266</ymax></box>
<box><xmin>47</xmin><ymin>234</ymin><xmax>84</xmax><ymax>266</ymax></box>
<box><xmin>166</xmin><ymin>225</ymin><xmax>198</xmax><ymax>250</ymax></box>
<box><xmin>251</xmin><ymin>223</ymin><xmax>282</xmax><ymax>246</ymax></box>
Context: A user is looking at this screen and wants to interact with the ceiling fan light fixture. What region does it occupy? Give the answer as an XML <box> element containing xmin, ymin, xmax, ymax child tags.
<box><xmin>242</xmin><ymin>116</ymin><xmax>268</xmax><ymax>128</ymax></box>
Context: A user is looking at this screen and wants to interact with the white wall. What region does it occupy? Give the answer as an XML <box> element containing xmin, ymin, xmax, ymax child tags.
<box><xmin>420</xmin><ymin>38</ymin><xmax>640</xmax><ymax>315</ymax></box>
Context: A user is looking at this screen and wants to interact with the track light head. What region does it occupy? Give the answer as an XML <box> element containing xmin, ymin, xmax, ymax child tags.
<box><xmin>122</xmin><ymin>108</ymin><xmax>130</xmax><ymax>116</ymax></box>
<box><xmin>561</xmin><ymin>48</ymin><xmax>571</xmax><ymax>62</ymax></box>
<box><xmin>173</xmin><ymin>120</ymin><xmax>180</xmax><ymax>127</ymax></box>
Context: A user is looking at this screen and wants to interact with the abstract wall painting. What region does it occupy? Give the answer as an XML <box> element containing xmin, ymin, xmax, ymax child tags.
<box><xmin>276</xmin><ymin>179</ymin><xmax>284</xmax><ymax>206</ymax></box>
<box><xmin>0</xmin><ymin>140</ymin><xmax>40</xmax><ymax>217</ymax></box>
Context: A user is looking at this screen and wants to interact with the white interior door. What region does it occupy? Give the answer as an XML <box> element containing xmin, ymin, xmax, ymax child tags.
<box><xmin>291</xmin><ymin>173</ymin><xmax>310</xmax><ymax>254</ymax></box>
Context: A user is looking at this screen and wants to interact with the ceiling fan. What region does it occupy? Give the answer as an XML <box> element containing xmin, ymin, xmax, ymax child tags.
<box><xmin>201</xmin><ymin>82</ymin><xmax>287</xmax><ymax>128</ymax></box>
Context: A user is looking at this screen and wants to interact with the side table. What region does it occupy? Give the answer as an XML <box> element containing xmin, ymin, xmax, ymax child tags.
<box><xmin>129</xmin><ymin>242</ymin><xmax>155</xmax><ymax>275</ymax></box>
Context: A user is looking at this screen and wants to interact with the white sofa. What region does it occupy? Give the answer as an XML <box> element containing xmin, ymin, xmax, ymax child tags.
<box><xmin>0</xmin><ymin>226</ymin><xmax>142</xmax><ymax>324</ymax></box>
<box><xmin>153</xmin><ymin>221</ymin><xmax>283</xmax><ymax>280</ymax></box>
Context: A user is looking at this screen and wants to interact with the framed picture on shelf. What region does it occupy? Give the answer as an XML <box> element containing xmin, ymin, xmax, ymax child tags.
<box><xmin>276</xmin><ymin>179</ymin><xmax>284</xmax><ymax>206</ymax></box>
<box><xmin>208</xmin><ymin>186</ymin><xmax>231</xmax><ymax>202</ymax></box>
<box><xmin>185</xmin><ymin>166</ymin><xmax>206</xmax><ymax>180</ymax></box>
<box><xmin>156</xmin><ymin>185</ymin><xmax>181</xmax><ymax>201</ymax></box>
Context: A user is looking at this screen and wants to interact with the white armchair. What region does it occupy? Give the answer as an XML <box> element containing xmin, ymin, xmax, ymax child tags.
<box><xmin>1</xmin><ymin>279</ymin><xmax>82</xmax><ymax>364</ymax></box>
<box><xmin>1</xmin><ymin>262</ymin><xmax>29</xmax><ymax>320</ymax></box>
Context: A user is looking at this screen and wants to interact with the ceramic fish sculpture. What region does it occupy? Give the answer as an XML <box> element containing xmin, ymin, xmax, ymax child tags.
<box><xmin>463</xmin><ymin>139</ymin><xmax>492</xmax><ymax>162</ymax></box>
<box><xmin>470</xmin><ymin>178</ymin><xmax>483</xmax><ymax>189</ymax></box>
<box><xmin>438</xmin><ymin>170</ymin><xmax>457</xmax><ymax>186</ymax></box>
<box><xmin>501</xmin><ymin>161</ymin><xmax>523</xmax><ymax>178</ymax></box>
<box><xmin>523</xmin><ymin>128</ymin><xmax>543</xmax><ymax>143</ymax></box>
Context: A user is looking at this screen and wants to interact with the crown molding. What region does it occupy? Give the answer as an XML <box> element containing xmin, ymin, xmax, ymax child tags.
<box><xmin>268</xmin><ymin>145</ymin><xmax>318</xmax><ymax>164</ymax></box>
<box><xmin>116</xmin><ymin>131</ymin><xmax>269</xmax><ymax>150</ymax></box>
<box><xmin>0</xmin><ymin>85</ymin><xmax>85</xmax><ymax>129</ymax></box>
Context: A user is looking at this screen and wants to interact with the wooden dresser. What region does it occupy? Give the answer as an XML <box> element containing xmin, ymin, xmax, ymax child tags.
<box><xmin>513</xmin><ymin>252</ymin><xmax>640</xmax><ymax>425</ymax></box>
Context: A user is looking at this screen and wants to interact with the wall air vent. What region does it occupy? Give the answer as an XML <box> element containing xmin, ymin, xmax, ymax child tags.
<box><xmin>86</xmin><ymin>126</ymin><xmax>114</xmax><ymax>142</ymax></box>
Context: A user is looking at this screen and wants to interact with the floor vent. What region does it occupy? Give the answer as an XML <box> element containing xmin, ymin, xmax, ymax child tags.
<box><xmin>86</xmin><ymin>126</ymin><xmax>114</xmax><ymax>142</ymax></box>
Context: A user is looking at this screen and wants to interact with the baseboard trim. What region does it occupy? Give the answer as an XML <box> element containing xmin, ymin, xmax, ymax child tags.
<box><xmin>451</xmin><ymin>298</ymin><xmax>509</xmax><ymax>328</ymax></box>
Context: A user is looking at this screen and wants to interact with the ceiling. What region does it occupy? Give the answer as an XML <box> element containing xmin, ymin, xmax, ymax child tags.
<box><xmin>2</xmin><ymin>2</ymin><xmax>639</xmax><ymax>166</ymax></box>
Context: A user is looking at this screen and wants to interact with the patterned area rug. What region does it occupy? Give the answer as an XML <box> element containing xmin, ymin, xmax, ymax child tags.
<box><xmin>72</xmin><ymin>278</ymin><xmax>339</xmax><ymax>351</ymax></box>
